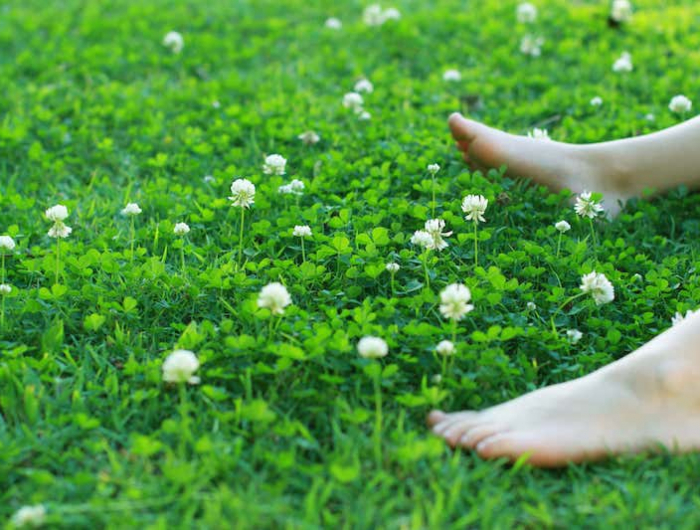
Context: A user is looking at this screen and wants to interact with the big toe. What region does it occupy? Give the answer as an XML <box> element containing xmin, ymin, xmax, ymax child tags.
<box><xmin>448</xmin><ymin>113</ymin><xmax>478</xmax><ymax>142</ymax></box>
<box><xmin>427</xmin><ymin>410</ymin><xmax>447</xmax><ymax>427</ymax></box>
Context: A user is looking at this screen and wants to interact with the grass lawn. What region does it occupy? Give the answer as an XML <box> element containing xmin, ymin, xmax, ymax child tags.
<box><xmin>3</xmin><ymin>0</ymin><xmax>700</xmax><ymax>527</ymax></box>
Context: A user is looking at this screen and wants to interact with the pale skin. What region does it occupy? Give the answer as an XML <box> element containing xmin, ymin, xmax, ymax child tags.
<box><xmin>427</xmin><ymin>113</ymin><xmax>700</xmax><ymax>467</ymax></box>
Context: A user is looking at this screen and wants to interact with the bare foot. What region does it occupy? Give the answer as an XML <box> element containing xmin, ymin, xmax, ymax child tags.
<box><xmin>427</xmin><ymin>314</ymin><xmax>700</xmax><ymax>467</ymax></box>
<box><xmin>448</xmin><ymin>113</ymin><xmax>632</xmax><ymax>216</ymax></box>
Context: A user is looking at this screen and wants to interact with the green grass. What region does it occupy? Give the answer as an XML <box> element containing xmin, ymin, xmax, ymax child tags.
<box><xmin>3</xmin><ymin>0</ymin><xmax>700</xmax><ymax>527</ymax></box>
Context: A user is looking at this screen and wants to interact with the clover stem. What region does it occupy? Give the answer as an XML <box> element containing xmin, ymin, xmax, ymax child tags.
<box><xmin>238</xmin><ymin>207</ymin><xmax>245</xmax><ymax>268</ymax></box>
<box><xmin>373</xmin><ymin>367</ymin><xmax>383</xmax><ymax>469</ymax></box>
<box><xmin>474</xmin><ymin>221</ymin><xmax>479</xmax><ymax>267</ymax></box>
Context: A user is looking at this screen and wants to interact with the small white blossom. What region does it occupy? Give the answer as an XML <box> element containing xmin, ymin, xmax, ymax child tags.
<box><xmin>383</xmin><ymin>7</ymin><xmax>401</xmax><ymax>20</ymax></box>
<box><xmin>669</xmin><ymin>95</ymin><xmax>692</xmax><ymax>114</ymax></box>
<box><xmin>11</xmin><ymin>505</ymin><xmax>47</xmax><ymax>528</ymax></box>
<box><xmin>343</xmin><ymin>92</ymin><xmax>364</xmax><ymax>112</ymax></box>
<box><xmin>363</xmin><ymin>4</ymin><xmax>386</xmax><ymax>26</ymax></box>
<box><xmin>672</xmin><ymin>309</ymin><xmax>696</xmax><ymax>326</ymax></box>
<box><xmin>325</xmin><ymin>17</ymin><xmax>342</xmax><ymax>29</ymax></box>
<box><xmin>45</xmin><ymin>205</ymin><xmax>68</xmax><ymax>222</ymax></box>
<box><xmin>439</xmin><ymin>283</ymin><xmax>474</xmax><ymax>321</ymax></box>
<box><xmin>0</xmin><ymin>284</ymin><xmax>11</xmax><ymax>295</ymax></box>
<box><xmin>590</xmin><ymin>96</ymin><xmax>603</xmax><ymax>107</ymax></box>
<box><xmin>229</xmin><ymin>179</ymin><xmax>256</xmax><ymax>208</ymax></box>
<box><xmin>278</xmin><ymin>179</ymin><xmax>305</xmax><ymax>195</ymax></box>
<box><xmin>203</xmin><ymin>175</ymin><xmax>215</xmax><ymax>184</ymax></box>
<box><xmin>163</xmin><ymin>31</ymin><xmax>184</xmax><ymax>54</ymax></box>
<box><xmin>354</xmin><ymin>79</ymin><xmax>374</xmax><ymax>93</ymax></box>
<box><xmin>645</xmin><ymin>113</ymin><xmax>655</xmax><ymax>122</ymax></box>
<box><xmin>258</xmin><ymin>282</ymin><xmax>292</xmax><ymax>315</ymax></box>
<box><xmin>555</xmin><ymin>220</ymin><xmax>571</xmax><ymax>233</ymax></box>
<box><xmin>48</xmin><ymin>223</ymin><xmax>72</xmax><ymax>239</ymax></box>
<box><xmin>0</xmin><ymin>235</ymin><xmax>16</xmax><ymax>251</ymax></box>
<box><xmin>427</xmin><ymin>164</ymin><xmax>440</xmax><ymax>175</ymax></box>
<box><xmin>461</xmin><ymin>195</ymin><xmax>488</xmax><ymax>224</ymax></box>
<box><xmin>358</xmin><ymin>111</ymin><xmax>372</xmax><ymax>121</ymax></box>
<box><xmin>528</xmin><ymin>128</ymin><xmax>551</xmax><ymax>141</ymax></box>
<box><xmin>293</xmin><ymin>225</ymin><xmax>312</xmax><ymax>237</ymax></box>
<box><xmin>566</xmin><ymin>329</ymin><xmax>583</xmax><ymax>344</ymax></box>
<box><xmin>612</xmin><ymin>52</ymin><xmax>633</xmax><ymax>73</ymax></box>
<box><xmin>526</xmin><ymin>301</ymin><xmax>537</xmax><ymax>311</ymax></box>
<box><xmin>121</xmin><ymin>203</ymin><xmax>142</xmax><ymax>216</ymax></box>
<box><xmin>423</xmin><ymin>218</ymin><xmax>452</xmax><ymax>251</ymax></box>
<box><xmin>298</xmin><ymin>131</ymin><xmax>320</xmax><ymax>145</ymax></box>
<box><xmin>435</xmin><ymin>340</ymin><xmax>455</xmax><ymax>356</ymax></box>
<box><xmin>611</xmin><ymin>0</ymin><xmax>633</xmax><ymax>22</ymax></box>
<box><xmin>263</xmin><ymin>154</ymin><xmax>287</xmax><ymax>176</ymax></box>
<box><xmin>411</xmin><ymin>230</ymin><xmax>433</xmax><ymax>250</ymax></box>
<box><xmin>517</xmin><ymin>2</ymin><xmax>538</xmax><ymax>23</ymax></box>
<box><xmin>574</xmin><ymin>191</ymin><xmax>605</xmax><ymax>219</ymax></box>
<box><xmin>212</xmin><ymin>100</ymin><xmax>221</xmax><ymax>109</ymax></box>
<box><xmin>174</xmin><ymin>222</ymin><xmax>190</xmax><ymax>236</ymax></box>
<box><xmin>520</xmin><ymin>35</ymin><xmax>544</xmax><ymax>57</ymax></box>
<box><xmin>443</xmin><ymin>69</ymin><xmax>462</xmax><ymax>82</ymax></box>
<box><xmin>386</xmin><ymin>262</ymin><xmax>400</xmax><ymax>273</ymax></box>
<box><xmin>580</xmin><ymin>272</ymin><xmax>615</xmax><ymax>305</ymax></box>
<box><xmin>431</xmin><ymin>374</ymin><xmax>442</xmax><ymax>384</ymax></box>
<box><xmin>357</xmin><ymin>336</ymin><xmax>389</xmax><ymax>359</ymax></box>
<box><xmin>162</xmin><ymin>350</ymin><xmax>200</xmax><ymax>385</ymax></box>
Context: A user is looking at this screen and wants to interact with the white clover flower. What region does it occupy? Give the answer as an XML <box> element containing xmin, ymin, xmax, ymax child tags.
<box><xmin>443</xmin><ymin>69</ymin><xmax>462</xmax><ymax>82</ymax></box>
<box><xmin>612</xmin><ymin>52</ymin><xmax>633</xmax><ymax>73</ymax></box>
<box><xmin>566</xmin><ymin>329</ymin><xmax>583</xmax><ymax>344</ymax></box>
<box><xmin>293</xmin><ymin>225</ymin><xmax>312</xmax><ymax>237</ymax></box>
<box><xmin>423</xmin><ymin>218</ymin><xmax>452</xmax><ymax>251</ymax></box>
<box><xmin>298</xmin><ymin>131</ymin><xmax>320</xmax><ymax>145</ymax></box>
<box><xmin>325</xmin><ymin>17</ymin><xmax>342</xmax><ymax>29</ymax></box>
<box><xmin>162</xmin><ymin>349</ymin><xmax>200</xmax><ymax>385</ymax></box>
<box><xmin>645</xmin><ymin>113</ymin><xmax>655</xmax><ymax>122</ymax></box>
<box><xmin>163</xmin><ymin>31</ymin><xmax>184</xmax><ymax>54</ymax></box>
<box><xmin>363</xmin><ymin>4</ymin><xmax>386</xmax><ymax>26</ymax></box>
<box><xmin>0</xmin><ymin>284</ymin><xmax>11</xmax><ymax>295</ymax></box>
<box><xmin>383</xmin><ymin>7</ymin><xmax>401</xmax><ymax>20</ymax></box>
<box><xmin>580</xmin><ymin>272</ymin><xmax>615</xmax><ymax>305</ymax></box>
<box><xmin>45</xmin><ymin>204</ymin><xmax>68</xmax><ymax>222</ymax></box>
<box><xmin>279</xmin><ymin>179</ymin><xmax>305</xmax><ymax>195</ymax></box>
<box><xmin>263</xmin><ymin>154</ymin><xmax>287</xmax><ymax>176</ymax></box>
<box><xmin>435</xmin><ymin>340</ymin><xmax>455</xmax><ymax>356</ymax></box>
<box><xmin>574</xmin><ymin>191</ymin><xmax>605</xmax><ymax>219</ymax></box>
<box><xmin>439</xmin><ymin>283</ymin><xmax>474</xmax><ymax>321</ymax></box>
<box><xmin>431</xmin><ymin>374</ymin><xmax>442</xmax><ymax>384</ymax></box>
<box><xmin>386</xmin><ymin>262</ymin><xmax>400</xmax><ymax>273</ymax></box>
<box><xmin>174</xmin><ymin>222</ymin><xmax>190</xmax><ymax>236</ymax></box>
<box><xmin>212</xmin><ymin>100</ymin><xmax>221</xmax><ymax>109</ymax></box>
<box><xmin>0</xmin><ymin>235</ymin><xmax>16</xmax><ymax>251</ymax></box>
<box><xmin>354</xmin><ymin>79</ymin><xmax>374</xmax><ymax>93</ymax></box>
<box><xmin>11</xmin><ymin>505</ymin><xmax>47</xmax><ymax>528</ymax></box>
<box><xmin>555</xmin><ymin>220</ymin><xmax>571</xmax><ymax>233</ymax></box>
<box><xmin>526</xmin><ymin>301</ymin><xmax>537</xmax><ymax>311</ymax></box>
<box><xmin>672</xmin><ymin>309</ymin><xmax>696</xmax><ymax>326</ymax></box>
<box><xmin>357</xmin><ymin>336</ymin><xmax>389</xmax><ymax>359</ymax></box>
<box><xmin>343</xmin><ymin>92</ymin><xmax>364</xmax><ymax>112</ymax></box>
<box><xmin>517</xmin><ymin>2</ymin><xmax>538</xmax><ymax>23</ymax></box>
<box><xmin>121</xmin><ymin>203</ymin><xmax>142</xmax><ymax>216</ymax></box>
<box><xmin>590</xmin><ymin>96</ymin><xmax>603</xmax><ymax>107</ymax></box>
<box><xmin>427</xmin><ymin>164</ymin><xmax>440</xmax><ymax>175</ymax></box>
<box><xmin>528</xmin><ymin>128</ymin><xmax>551</xmax><ymax>141</ymax></box>
<box><xmin>411</xmin><ymin>230</ymin><xmax>433</xmax><ymax>250</ymax></box>
<box><xmin>229</xmin><ymin>178</ymin><xmax>256</xmax><ymax>208</ymax></box>
<box><xmin>258</xmin><ymin>282</ymin><xmax>292</xmax><ymax>315</ymax></box>
<box><xmin>520</xmin><ymin>35</ymin><xmax>544</xmax><ymax>57</ymax></box>
<box><xmin>358</xmin><ymin>111</ymin><xmax>372</xmax><ymax>121</ymax></box>
<box><xmin>611</xmin><ymin>0</ymin><xmax>633</xmax><ymax>22</ymax></box>
<box><xmin>669</xmin><ymin>95</ymin><xmax>692</xmax><ymax>114</ymax></box>
<box><xmin>461</xmin><ymin>194</ymin><xmax>488</xmax><ymax>224</ymax></box>
<box><xmin>48</xmin><ymin>223</ymin><xmax>72</xmax><ymax>239</ymax></box>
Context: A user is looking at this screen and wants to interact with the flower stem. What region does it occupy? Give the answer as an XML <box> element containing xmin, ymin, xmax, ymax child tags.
<box><xmin>301</xmin><ymin>238</ymin><xmax>306</xmax><ymax>263</ymax></box>
<box><xmin>588</xmin><ymin>217</ymin><xmax>597</xmax><ymax>257</ymax></box>
<box><xmin>556</xmin><ymin>232</ymin><xmax>562</xmax><ymax>258</ymax></box>
<box><xmin>178</xmin><ymin>383</ymin><xmax>189</xmax><ymax>459</ymax></box>
<box><xmin>373</xmin><ymin>368</ymin><xmax>383</xmax><ymax>469</ymax></box>
<box><xmin>431</xmin><ymin>174</ymin><xmax>436</xmax><ymax>218</ymax></box>
<box><xmin>55</xmin><ymin>238</ymin><xmax>60</xmax><ymax>285</ymax></box>
<box><xmin>422</xmin><ymin>251</ymin><xmax>430</xmax><ymax>289</ymax></box>
<box><xmin>473</xmin><ymin>221</ymin><xmax>478</xmax><ymax>267</ymax></box>
<box><xmin>390</xmin><ymin>273</ymin><xmax>395</xmax><ymax>295</ymax></box>
<box><xmin>238</xmin><ymin>208</ymin><xmax>245</xmax><ymax>269</ymax></box>
<box><xmin>452</xmin><ymin>318</ymin><xmax>457</xmax><ymax>344</ymax></box>
<box><xmin>130</xmin><ymin>217</ymin><xmax>135</xmax><ymax>264</ymax></box>
<box><xmin>180</xmin><ymin>244</ymin><xmax>186</xmax><ymax>274</ymax></box>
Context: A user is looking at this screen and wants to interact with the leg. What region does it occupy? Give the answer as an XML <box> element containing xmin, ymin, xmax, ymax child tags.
<box><xmin>449</xmin><ymin>113</ymin><xmax>700</xmax><ymax>214</ymax></box>
<box><xmin>427</xmin><ymin>312</ymin><xmax>700</xmax><ymax>467</ymax></box>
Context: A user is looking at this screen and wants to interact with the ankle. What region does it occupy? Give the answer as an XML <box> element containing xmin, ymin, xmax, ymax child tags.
<box><xmin>577</xmin><ymin>144</ymin><xmax>637</xmax><ymax>195</ymax></box>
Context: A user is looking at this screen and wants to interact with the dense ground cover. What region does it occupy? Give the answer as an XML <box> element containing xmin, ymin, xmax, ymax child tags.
<box><xmin>3</xmin><ymin>0</ymin><xmax>700</xmax><ymax>527</ymax></box>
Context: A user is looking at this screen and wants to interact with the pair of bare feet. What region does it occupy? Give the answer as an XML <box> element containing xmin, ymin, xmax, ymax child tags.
<box><xmin>428</xmin><ymin>114</ymin><xmax>700</xmax><ymax>466</ymax></box>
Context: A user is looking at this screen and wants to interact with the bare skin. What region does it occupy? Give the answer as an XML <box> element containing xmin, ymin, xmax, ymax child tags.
<box><xmin>428</xmin><ymin>114</ymin><xmax>700</xmax><ymax>466</ymax></box>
